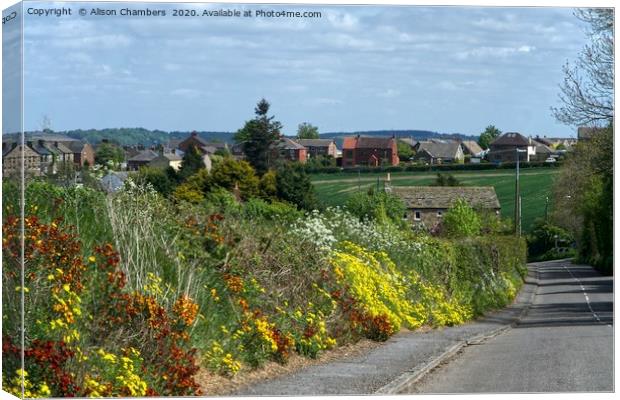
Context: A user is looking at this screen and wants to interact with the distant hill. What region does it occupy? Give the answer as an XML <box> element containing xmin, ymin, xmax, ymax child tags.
<box><xmin>9</xmin><ymin>128</ymin><xmax>477</xmax><ymax>147</ymax></box>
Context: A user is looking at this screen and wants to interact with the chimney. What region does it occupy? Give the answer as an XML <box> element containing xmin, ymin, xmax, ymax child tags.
<box><xmin>191</xmin><ymin>131</ymin><xmax>198</xmax><ymax>137</ymax></box>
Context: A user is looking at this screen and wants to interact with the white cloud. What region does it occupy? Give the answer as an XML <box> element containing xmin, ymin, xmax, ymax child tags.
<box><xmin>456</xmin><ymin>45</ymin><xmax>536</xmax><ymax>60</ymax></box>
<box><xmin>327</xmin><ymin>12</ymin><xmax>360</xmax><ymax>31</ymax></box>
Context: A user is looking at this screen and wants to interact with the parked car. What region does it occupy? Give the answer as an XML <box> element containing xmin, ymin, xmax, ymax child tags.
<box><xmin>544</xmin><ymin>157</ymin><xmax>557</xmax><ymax>163</ymax></box>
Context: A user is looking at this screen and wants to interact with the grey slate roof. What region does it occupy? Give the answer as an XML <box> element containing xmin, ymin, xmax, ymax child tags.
<box><xmin>391</xmin><ymin>186</ymin><xmax>501</xmax><ymax>210</ymax></box>
<box><xmin>490</xmin><ymin>132</ymin><xmax>530</xmax><ymax>147</ymax></box>
<box><xmin>163</xmin><ymin>152</ymin><xmax>182</xmax><ymax>161</ymax></box>
<box><xmin>417</xmin><ymin>141</ymin><xmax>462</xmax><ymax>159</ymax></box>
<box><xmin>128</xmin><ymin>149</ymin><xmax>159</xmax><ymax>162</ymax></box>
<box><xmin>273</xmin><ymin>137</ymin><xmax>307</xmax><ymax>150</ymax></box>
<box><xmin>295</xmin><ymin>139</ymin><xmax>334</xmax><ymax>148</ymax></box>
<box><xmin>355</xmin><ymin>136</ymin><xmax>394</xmax><ymax>149</ymax></box>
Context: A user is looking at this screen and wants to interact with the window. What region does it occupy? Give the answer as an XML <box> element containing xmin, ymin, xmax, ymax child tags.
<box><xmin>414</xmin><ymin>211</ymin><xmax>421</xmax><ymax>221</ymax></box>
<box><xmin>437</xmin><ymin>211</ymin><xmax>443</xmax><ymax>218</ymax></box>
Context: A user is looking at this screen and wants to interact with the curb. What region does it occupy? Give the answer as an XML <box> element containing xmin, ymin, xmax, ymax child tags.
<box><xmin>375</xmin><ymin>264</ymin><xmax>540</xmax><ymax>395</ymax></box>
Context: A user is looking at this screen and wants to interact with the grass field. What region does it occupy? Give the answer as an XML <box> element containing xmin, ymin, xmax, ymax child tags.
<box><xmin>311</xmin><ymin>168</ymin><xmax>560</xmax><ymax>232</ymax></box>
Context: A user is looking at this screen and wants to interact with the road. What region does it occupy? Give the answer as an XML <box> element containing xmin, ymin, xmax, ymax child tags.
<box><xmin>409</xmin><ymin>259</ymin><xmax>614</xmax><ymax>393</ymax></box>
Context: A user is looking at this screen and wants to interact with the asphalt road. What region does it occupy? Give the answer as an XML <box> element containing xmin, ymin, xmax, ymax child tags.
<box><xmin>409</xmin><ymin>259</ymin><xmax>614</xmax><ymax>393</ymax></box>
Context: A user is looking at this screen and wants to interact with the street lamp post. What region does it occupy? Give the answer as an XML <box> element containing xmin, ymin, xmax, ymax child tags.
<box><xmin>514</xmin><ymin>148</ymin><xmax>528</xmax><ymax>236</ymax></box>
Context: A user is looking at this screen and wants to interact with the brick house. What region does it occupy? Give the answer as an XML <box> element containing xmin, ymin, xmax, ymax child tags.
<box><xmin>270</xmin><ymin>137</ymin><xmax>307</xmax><ymax>163</ymax></box>
<box><xmin>294</xmin><ymin>139</ymin><xmax>338</xmax><ymax>158</ymax></box>
<box><xmin>178</xmin><ymin>131</ymin><xmax>228</xmax><ymax>155</ymax></box>
<box><xmin>390</xmin><ymin>186</ymin><xmax>501</xmax><ymax>230</ymax></box>
<box><xmin>65</xmin><ymin>141</ymin><xmax>95</xmax><ymax>167</ymax></box>
<box><xmin>342</xmin><ymin>135</ymin><xmax>399</xmax><ymax>168</ymax></box>
<box><xmin>487</xmin><ymin>132</ymin><xmax>536</xmax><ymax>163</ymax></box>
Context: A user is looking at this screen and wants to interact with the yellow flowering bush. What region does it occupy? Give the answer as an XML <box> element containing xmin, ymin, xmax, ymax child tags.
<box><xmin>328</xmin><ymin>242</ymin><xmax>423</xmax><ymax>339</ymax></box>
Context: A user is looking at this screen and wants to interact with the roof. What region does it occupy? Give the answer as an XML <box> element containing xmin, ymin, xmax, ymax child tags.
<box><xmin>418</xmin><ymin>141</ymin><xmax>462</xmax><ymax>159</ymax></box>
<box><xmin>163</xmin><ymin>152</ymin><xmax>182</xmax><ymax>161</ymax></box>
<box><xmin>64</xmin><ymin>141</ymin><xmax>88</xmax><ymax>152</ymax></box>
<box><xmin>490</xmin><ymin>132</ymin><xmax>530</xmax><ymax>147</ymax></box>
<box><xmin>533</xmin><ymin>136</ymin><xmax>553</xmax><ymax>147</ymax></box>
<box><xmin>460</xmin><ymin>140</ymin><xmax>483</xmax><ymax>156</ymax></box>
<box><xmin>273</xmin><ymin>137</ymin><xmax>306</xmax><ymax>150</ymax></box>
<box><xmin>128</xmin><ymin>149</ymin><xmax>160</xmax><ymax>162</ymax></box>
<box><xmin>342</xmin><ymin>136</ymin><xmax>395</xmax><ymax>150</ymax></box>
<box><xmin>295</xmin><ymin>139</ymin><xmax>335</xmax><ymax>147</ymax></box>
<box><xmin>532</xmin><ymin>140</ymin><xmax>553</xmax><ymax>154</ymax></box>
<box><xmin>25</xmin><ymin>133</ymin><xmax>80</xmax><ymax>142</ymax></box>
<box><xmin>391</xmin><ymin>186</ymin><xmax>501</xmax><ymax>210</ymax></box>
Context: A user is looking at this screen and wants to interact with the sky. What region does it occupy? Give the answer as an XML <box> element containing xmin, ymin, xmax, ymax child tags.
<box><xmin>3</xmin><ymin>1</ymin><xmax>598</xmax><ymax>137</ymax></box>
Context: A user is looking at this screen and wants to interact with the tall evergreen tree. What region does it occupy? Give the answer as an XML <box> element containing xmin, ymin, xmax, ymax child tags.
<box><xmin>235</xmin><ymin>99</ymin><xmax>282</xmax><ymax>175</ymax></box>
<box><xmin>178</xmin><ymin>145</ymin><xmax>204</xmax><ymax>181</ymax></box>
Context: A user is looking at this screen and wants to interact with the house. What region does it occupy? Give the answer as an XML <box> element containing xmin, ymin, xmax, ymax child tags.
<box><xmin>294</xmin><ymin>139</ymin><xmax>338</xmax><ymax>158</ymax></box>
<box><xmin>390</xmin><ymin>186</ymin><xmax>501</xmax><ymax>229</ymax></box>
<box><xmin>2</xmin><ymin>142</ymin><xmax>42</xmax><ymax>177</ymax></box>
<box><xmin>460</xmin><ymin>140</ymin><xmax>484</xmax><ymax>157</ymax></box>
<box><xmin>178</xmin><ymin>131</ymin><xmax>228</xmax><ymax>155</ymax></box>
<box><xmin>414</xmin><ymin>140</ymin><xmax>464</xmax><ymax>164</ymax></box>
<box><xmin>487</xmin><ymin>132</ymin><xmax>536</xmax><ymax>163</ymax></box>
<box><xmin>127</xmin><ymin>149</ymin><xmax>189</xmax><ymax>171</ymax></box>
<box><xmin>342</xmin><ymin>135</ymin><xmax>399</xmax><ymax>168</ymax></box>
<box><xmin>531</xmin><ymin>139</ymin><xmax>555</xmax><ymax>162</ymax></box>
<box><xmin>271</xmin><ymin>136</ymin><xmax>307</xmax><ymax>163</ymax></box>
<box><xmin>127</xmin><ymin>149</ymin><xmax>160</xmax><ymax>170</ymax></box>
<box><xmin>65</xmin><ymin>141</ymin><xmax>95</xmax><ymax>167</ymax></box>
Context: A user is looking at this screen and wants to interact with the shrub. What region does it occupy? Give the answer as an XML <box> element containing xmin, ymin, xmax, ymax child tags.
<box><xmin>209</xmin><ymin>158</ymin><xmax>259</xmax><ymax>200</ymax></box>
<box><xmin>527</xmin><ymin>220</ymin><xmax>574</xmax><ymax>259</ymax></box>
<box><xmin>345</xmin><ymin>191</ymin><xmax>406</xmax><ymax>226</ymax></box>
<box><xmin>442</xmin><ymin>199</ymin><xmax>482</xmax><ymax>237</ymax></box>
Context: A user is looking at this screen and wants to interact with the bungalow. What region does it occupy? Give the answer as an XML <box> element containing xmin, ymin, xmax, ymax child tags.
<box><xmin>487</xmin><ymin>132</ymin><xmax>536</xmax><ymax>163</ymax></box>
<box><xmin>294</xmin><ymin>139</ymin><xmax>338</xmax><ymax>158</ymax></box>
<box><xmin>460</xmin><ymin>140</ymin><xmax>484</xmax><ymax>157</ymax></box>
<box><xmin>390</xmin><ymin>186</ymin><xmax>501</xmax><ymax>229</ymax></box>
<box><xmin>414</xmin><ymin>140</ymin><xmax>464</xmax><ymax>164</ymax></box>
<box><xmin>342</xmin><ymin>135</ymin><xmax>399</xmax><ymax>168</ymax></box>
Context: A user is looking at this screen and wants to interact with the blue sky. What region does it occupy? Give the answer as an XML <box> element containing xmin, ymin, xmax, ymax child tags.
<box><xmin>12</xmin><ymin>2</ymin><xmax>593</xmax><ymax>137</ymax></box>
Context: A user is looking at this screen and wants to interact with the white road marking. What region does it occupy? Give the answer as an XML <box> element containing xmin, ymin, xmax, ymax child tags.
<box><xmin>562</xmin><ymin>264</ymin><xmax>611</xmax><ymax>328</ymax></box>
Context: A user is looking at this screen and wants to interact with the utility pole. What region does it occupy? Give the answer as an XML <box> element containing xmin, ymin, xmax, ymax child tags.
<box><xmin>514</xmin><ymin>148</ymin><xmax>527</xmax><ymax>236</ymax></box>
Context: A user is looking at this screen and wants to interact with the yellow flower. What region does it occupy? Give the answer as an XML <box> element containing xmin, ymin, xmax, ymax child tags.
<box><xmin>88</xmin><ymin>255</ymin><xmax>96</xmax><ymax>263</ymax></box>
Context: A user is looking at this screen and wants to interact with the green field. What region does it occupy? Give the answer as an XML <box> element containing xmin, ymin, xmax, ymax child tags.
<box><xmin>311</xmin><ymin>168</ymin><xmax>560</xmax><ymax>232</ymax></box>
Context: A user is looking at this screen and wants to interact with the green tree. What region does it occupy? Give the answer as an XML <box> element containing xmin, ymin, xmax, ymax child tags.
<box><xmin>442</xmin><ymin>199</ymin><xmax>482</xmax><ymax>237</ymax></box>
<box><xmin>478</xmin><ymin>125</ymin><xmax>501</xmax><ymax>150</ymax></box>
<box><xmin>258</xmin><ymin>169</ymin><xmax>277</xmax><ymax>199</ymax></box>
<box><xmin>433</xmin><ymin>173</ymin><xmax>461</xmax><ymax>186</ymax></box>
<box><xmin>136</xmin><ymin>166</ymin><xmax>175</xmax><ymax>197</ymax></box>
<box><xmin>208</xmin><ymin>158</ymin><xmax>259</xmax><ymax>200</ymax></box>
<box><xmin>552</xmin><ymin>125</ymin><xmax>612</xmax><ymax>273</ymax></box>
<box><xmin>296</xmin><ymin>122</ymin><xmax>319</xmax><ymax>139</ymax></box>
<box><xmin>397</xmin><ymin>140</ymin><xmax>414</xmax><ymax>162</ymax></box>
<box><xmin>95</xmin><ymin>142</ymin><xmax>125</xmax><ymax>165</ymax></box>
<box><xmin>235</xmin><ymin>99</ymin><xmax>282</xmax><ymax>175</ymax></box>
<box><xmin>178</xmin><ymin>145</ymin><xmax>204</xmax><ymax>181</ymax></box>
<box><xmin>275</xmin><ymin>163</ymin><xmax>318</xmax><ymax>211</ymax></box>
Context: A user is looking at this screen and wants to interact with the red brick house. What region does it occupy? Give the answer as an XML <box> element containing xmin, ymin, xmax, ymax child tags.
<box><xmin>270</xmin><ymin>137</ymin><xmax>307</xmax><ymax>163</ymax></box>
<box><xmin>342</xmin><ymin>135</ymin><xmax>399</xmax><ymax>168</ymax></box>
